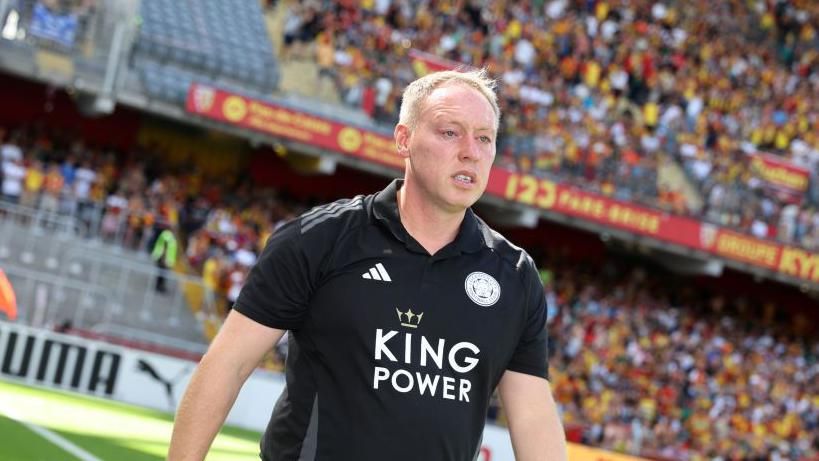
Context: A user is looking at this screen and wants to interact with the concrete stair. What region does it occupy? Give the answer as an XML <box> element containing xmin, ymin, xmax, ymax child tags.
<box><xmin>263</xmin><ymin>0</ymin><xmax>340</xmax><ymax>102</ymax></box>
<box><xmin>657</xmin><ymin>154</ymin><xmax>704</xmax><ymax>212</ymax></box>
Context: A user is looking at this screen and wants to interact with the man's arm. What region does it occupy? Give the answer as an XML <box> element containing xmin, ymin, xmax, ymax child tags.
<box><xmin>498</xmin><ymin>370</ymin><xmax>567</xmax><ymax>461</ymax></box>
<box><xmin>168</xmin><ymin>310</ymin><xmax>285</xmax><ymax>461</ymax></box>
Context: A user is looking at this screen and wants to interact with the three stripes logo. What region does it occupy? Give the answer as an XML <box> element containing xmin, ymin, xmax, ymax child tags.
<box><xmin>300</xmin><ymin>196</ymin><xmax>365</xmax><ymax>234</ymax></box>
<box><xmin>362</xmin><ymin>263</ymin><xmax>391</xmax><ymax>282</ymax></box>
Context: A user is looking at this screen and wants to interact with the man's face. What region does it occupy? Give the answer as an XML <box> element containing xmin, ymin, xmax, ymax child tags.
<box><xmin>397</xmin><ymin>83</ymin><xmax>497</xmax><ymax>214</ymax></box>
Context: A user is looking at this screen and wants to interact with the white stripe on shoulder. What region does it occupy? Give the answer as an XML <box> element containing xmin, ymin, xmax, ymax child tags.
<box><xmin>301</xmin><ymin>197</ymin><xmax>363</xmax><ymax>227</ymax></box>
<box><xmin>301</xmin><ymin>197</ymin><xmax>356</xmax><ymax>222</ymax></box>
<box><xmin>300</xmin><ymin>197</ymin><xmax>364</xmax><ymax>234</ymax></box>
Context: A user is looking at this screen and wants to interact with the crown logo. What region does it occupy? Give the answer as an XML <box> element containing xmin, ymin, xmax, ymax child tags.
<box><xmin>395</xmin><ymin>308</ymin><xmax>424</xmax><ymax>328</ymax></box>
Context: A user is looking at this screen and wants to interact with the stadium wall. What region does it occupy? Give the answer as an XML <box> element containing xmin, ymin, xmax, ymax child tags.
<box><xmin>0</xmin><ymin>72</ymin><xmax>141</xmax><ymax>149</ymax></box>
<box><xmin>0</xmin><ymin>320</ymin><xmax>283</xmax><ymax>430</ymax></box>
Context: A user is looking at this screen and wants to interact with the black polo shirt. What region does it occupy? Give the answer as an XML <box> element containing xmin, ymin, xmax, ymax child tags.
<box><xmin>235</xmin><ymin>179</ymin><xmax>548</xmax><ymax>461</ymax></box>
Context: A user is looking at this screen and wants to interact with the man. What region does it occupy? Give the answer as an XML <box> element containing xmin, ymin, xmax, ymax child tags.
<box><xmin>1</xmin><ymin>156</ymin><xmax>25</xmax><ymax>204</ymax></box>
<box><xmin>168</xmin><ymin>70</ymin><xmax>567</xmax><ymax>460</ymax></box>
<box><xmin>151</xmin><ymin>223</ymin><xmax>178</xmax><ymax>294</ymax></box>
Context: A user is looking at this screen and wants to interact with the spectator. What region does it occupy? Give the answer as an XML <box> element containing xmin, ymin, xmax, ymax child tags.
<box><xmin>20</xmin><ymin>159</ymin><xmax>44</xmax><ymax>209</ymax></box>
<box><xmin>100</xmin><ymin>188</ymin><xmax>128</xmax><ymax>242</ymax></box>
<box><xmin>38</xmin><ymin>162</ymin><xmax>63</xmax><ymax>216</ymax></box>
<box><xmin>1</xmin><ymin>157</ymin><xmax>25</xmax><ymax>204</ymax></box>
<box><xmin>0</xmin><ymin>131</ymin><xmax>23</xmax><ymax>163</ymax></box>
<box><xmin>151</xmin><ymin>223</ymin><xmax>178</xmax><ymax>294</ymax></box>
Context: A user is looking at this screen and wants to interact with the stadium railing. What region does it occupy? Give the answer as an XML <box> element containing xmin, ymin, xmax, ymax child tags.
<box><xmin>0</xmin><ymin>199</ymin><xmax>144</xmax><ymax>253</ymax></box>
<box><xmin>0</xmin><ymin>201</ymin><xmax>219</xmax><ymax>351</ymax></box>
<box><xmin>2</xmin><ymin>261</ymin><xmax>112</xmax><ymax>327</ymax></box>
<box><xmin>0</xmin><ymin>200</ymin><xmax>84</xmax><ymax>238</ymax></box>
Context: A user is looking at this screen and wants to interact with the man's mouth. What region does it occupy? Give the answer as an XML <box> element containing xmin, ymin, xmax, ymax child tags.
<box><xmin>453</xmin><ymin>173</ymin><xmax>476</xmax><ymax>185</ymax></box>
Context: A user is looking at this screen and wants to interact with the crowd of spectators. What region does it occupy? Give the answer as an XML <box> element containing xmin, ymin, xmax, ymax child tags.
<box><xmin>0</xmin><ymin>124</ymin><xmax>307</xmax><ymax>321</ymax></box>
<box><xmin>538</xmin><ymin>255</ymin><xmax>817</xmax><ymax>460</ymax></box>
<box><xmin>280</xmin><ymin>0</ymin><xmax>819</xmax><ymax>249</ymax></box>
<box><xmin>181</xmin><ymin>183</ymin><xmax>303</xmax><ymax>317</ymax></box>
<box><xmin>3</xmin><ymin>124</ymin><xmax>818</xmax><ymax>459</ymax></box>
<box><xmin>1</xmin><ymin>125</ymin><xmax>182</xmax><ymax>249</ymax></box>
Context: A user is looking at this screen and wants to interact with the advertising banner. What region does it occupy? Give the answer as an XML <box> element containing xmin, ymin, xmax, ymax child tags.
<box><xmin>698</xmin><ymin>227</ymin><xmax>780</xmax><ymax>270</ymax></box>
<box><xmin>749</xmin><ymin>153</ymin><xmax>810</xmax><ymax>203</ymax></box>
<box><xmin>778</xmin><ymin>246</ymin><xmax>819</xmax><ymax>283</ymax></box>
<box><xmin>186</xmin><ymin>84</ymin><xmax>404</xmax><ymax>170</ymax></box>
<box><xmin>0</xmin><ymin>321</ymin><xmax>283</xmax><ymax>430</ymax></box>
<box><xmin>485</xmin><ymin>170</ymin><xmax>701</xmax><ymax>246</ymax></box>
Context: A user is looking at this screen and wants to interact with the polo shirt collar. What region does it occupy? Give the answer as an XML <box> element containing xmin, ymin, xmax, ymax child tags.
<box><xmin>372</xmin><ymin>179</ymin><xmax>485</xmax><ymax>255</ymax></box>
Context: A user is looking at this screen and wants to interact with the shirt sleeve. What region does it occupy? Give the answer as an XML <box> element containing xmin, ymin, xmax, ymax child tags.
<box><xmin>505</xmin><ymin>256</ymin><xmax>549</xmax><ymax>379</ymax></box>
<box><xmin>233</xmin><ymin>218</ymin><xmax>318</xmax><ymax>330</ymax></box>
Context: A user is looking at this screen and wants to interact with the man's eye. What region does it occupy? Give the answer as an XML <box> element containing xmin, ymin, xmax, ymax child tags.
<box><xmin>443</xmin><ymin>130</ymin><xmax>457</xmax><ymax>137</ymax></box>
<box><xmin>479</xmin><ymin>136</ymin><xmax>492</xmax><ymax>144</ymax></box>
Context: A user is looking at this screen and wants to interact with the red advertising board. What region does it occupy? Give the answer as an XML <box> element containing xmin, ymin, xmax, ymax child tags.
<box><xmin>186</xmin><ymin>84</ymin><xmax>404</xmax><ymax>170</ymax></box>
<box><xmin>186</xmin><ymin>85</ymin><xmax>819</xmax><ymax>285</ymax></box>
<box><xmin>485</xmin><ymin>169</ymin><xmax>702</xmax><ymax>247</ymax></box>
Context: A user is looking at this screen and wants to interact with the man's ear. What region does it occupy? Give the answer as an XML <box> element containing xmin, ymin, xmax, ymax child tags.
<box><xmin>394</xmin><ymin>124</ymin><xmax>410</xmax><ymax>159</ymax></box>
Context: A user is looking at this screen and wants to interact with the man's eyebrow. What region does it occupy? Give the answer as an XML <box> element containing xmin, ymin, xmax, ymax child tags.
<box><xmin>433</xmin><ymin>117</ymin><xmax>495</xmax><ymax>132</ymax></box>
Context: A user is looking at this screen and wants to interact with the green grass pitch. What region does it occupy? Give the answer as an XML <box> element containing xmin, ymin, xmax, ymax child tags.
<box><xmin>0</xmin><ymin>378</ymin><xmax>263</xmax><ymax>460</ymax></box>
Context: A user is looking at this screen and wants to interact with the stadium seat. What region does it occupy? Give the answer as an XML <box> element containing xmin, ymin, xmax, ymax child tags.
<box><xmin>131</xmin><ymin>0</ymin><xmax>281</xmax><ymax>99</ymax></box>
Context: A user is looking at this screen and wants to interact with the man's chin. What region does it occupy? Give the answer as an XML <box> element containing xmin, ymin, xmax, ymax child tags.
<box><xmin>443</xmin><ymin>194</ymin><xmax>480</xmax><ymax>213</ymax></box>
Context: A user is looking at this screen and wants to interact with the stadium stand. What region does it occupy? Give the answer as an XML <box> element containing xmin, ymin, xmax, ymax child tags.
<box><xmin>273</xmin><ymin>0</ymin><xmax>819</xmax><ymax>250</ymax></box>
<box><xmin>539</xmin><ymin>255</ymin><xmax>818</xmax><ymax>460</ymax></box>
<box><xmin>1</xmin><ymin>1</ymin><xmax>819</xmax><ymax>460</ymax></box>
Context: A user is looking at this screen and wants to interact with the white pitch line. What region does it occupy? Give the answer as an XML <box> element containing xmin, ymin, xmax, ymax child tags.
<box><xmin>0</xmin><ymin>405</ymin><xmax>103</xmax><ymax>461</ymax></box>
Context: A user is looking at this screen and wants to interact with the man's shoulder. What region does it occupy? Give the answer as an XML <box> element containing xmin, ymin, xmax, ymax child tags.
<box><xmin>475</xmin><ymin>217</ymin><xmax>536</xmax><ymax>273</ymax></box>
<box><xmin>297</xmin><ymin>193</ymin><xmax>372</xmax><ymax>236</ymax></box>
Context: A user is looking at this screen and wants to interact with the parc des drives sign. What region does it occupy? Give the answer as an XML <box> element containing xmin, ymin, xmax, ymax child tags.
<box><xmin>186</xmin><ymin>85</ymin><xmax>819</xmax><ymax>286</ymax></box>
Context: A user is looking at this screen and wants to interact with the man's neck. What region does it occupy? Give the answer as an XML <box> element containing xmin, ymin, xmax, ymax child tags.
<box><xmin>397</xmin><ymin>183</ymin><xmax>464</xmax><ymax>255</ymax></box>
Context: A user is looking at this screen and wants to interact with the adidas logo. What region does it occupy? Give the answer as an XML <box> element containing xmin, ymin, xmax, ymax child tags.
<box><xmin>362</xmin><ymin>263</ymin><xmax>391</xmax><ymax>282</ymax></box>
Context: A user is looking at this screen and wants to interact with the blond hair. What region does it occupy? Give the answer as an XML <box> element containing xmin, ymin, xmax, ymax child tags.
<box><xmin>398</xmin><ymin>69</ymin><xmax>500</xmax><ymax>130</ymax></box>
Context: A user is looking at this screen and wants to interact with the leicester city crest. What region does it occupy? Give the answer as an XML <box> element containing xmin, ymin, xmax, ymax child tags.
<box><xmin>464</xmin><ymin>272</ymin><xmax>501</xmax><ymax>307</ymax></box>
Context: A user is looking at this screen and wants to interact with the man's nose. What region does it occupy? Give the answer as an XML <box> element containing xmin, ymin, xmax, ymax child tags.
<box><xmin>459</xmin><ymin>137</ymin><xmax>481</xmax><ymax>161</ymax></box>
